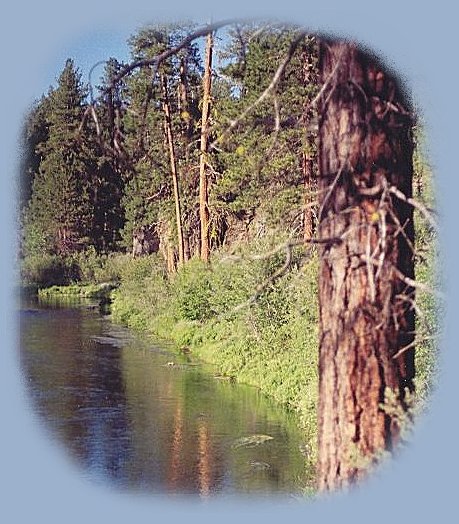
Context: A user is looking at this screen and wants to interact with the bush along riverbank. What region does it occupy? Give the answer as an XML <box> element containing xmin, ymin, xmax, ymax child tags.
<box><xmin>23</xmin><ymin>228</ymin><xmax>438</xmax><ymax>466</ymax></box>
<box><xmin>110</xmin><ymin>239</ymin><xmax>320</xmax><ymax>453</ymax></box>
<box><xmin>109</xmin><ymin>233</ymin><xmax>439</xmax><ymax>454</ymax></box>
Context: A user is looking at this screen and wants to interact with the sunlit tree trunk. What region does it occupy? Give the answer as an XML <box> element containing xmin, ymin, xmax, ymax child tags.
<box><xmin>302</xmin><ymin>41</ymin><xmax>317</xmax><ymax>241</ymax></box>
<box><xmin>317</xmin><ymin>40</ymin><xmax>415</xmax><ymax>491</ymax></box>
<box><xmin>199</xmin><ymin>31</ymin><xmax>213</xmax><ymax>263</ymax></box>
<box><xmin>161</xmin><ymin>73</ymin><xmax>185</xmax><ymax>266</ymax></box>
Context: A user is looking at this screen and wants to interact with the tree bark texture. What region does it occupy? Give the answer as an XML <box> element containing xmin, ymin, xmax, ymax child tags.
<box><xmin>161</xmin><ymin>73</ymin><xmax>185</xmax><ymax>267</ymax></box>
<box><xmin>199</xmin><ymin>31</ymin><xmax>213</xmax><ymax>263</ymax></box>
<box><xmin>317</xmin><ymin>41</ymin><xmax>415</xmax><ymax>491</ymax></box>
<box><xmin>302</xmin><ymin>42</ymin><xmax>317</xmax><ymax>241</ymax></box>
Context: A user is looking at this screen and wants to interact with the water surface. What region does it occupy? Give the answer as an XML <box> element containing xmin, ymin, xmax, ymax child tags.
<box><xmin>20</xmin><ymin>297</ymin><xmax>313</xmax><ymax>497</ymax></box>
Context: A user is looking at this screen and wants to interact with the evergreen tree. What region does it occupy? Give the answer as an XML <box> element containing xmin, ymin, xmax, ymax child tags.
<box><xmin>19</xmin><ymin>94</ymin><xmax>52</xmax><ymax>213</ymax></box>
<box><xmin>120</xmin><ymin>24</ymin><xmax>203</xmax><ymax>264</ymax></box>
<box><xmin>91</xmin><ymin>58</ymin><xmax>127</xmax><ymax>252</ymax></box>
<box><xmin>24</xmin><ymin>59</ymin><xmax>95</xmax><ymax>255</ymax></box>
<box><xmin>212</xmin><ymin>26</ymin><xmax>317</xmax><ymax>241</ymax></box>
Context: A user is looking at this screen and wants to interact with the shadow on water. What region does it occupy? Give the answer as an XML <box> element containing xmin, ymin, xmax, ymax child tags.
<box><xmin>19</xmin><ymin>296</ymin><xmax>315</xmax><ymax>497</ymax></box>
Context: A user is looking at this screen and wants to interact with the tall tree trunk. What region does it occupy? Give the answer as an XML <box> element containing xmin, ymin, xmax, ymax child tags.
<box><xmin>199</xmin><ymin>31</ymin><xmax>213</xmax><ymax>263</ymax></box>
<box><xmin>302</xmin><ymin>41</ymin><xmax>317</xmax><ymax>241</ymax></box>
<box><xmin>317</xmin><ymin>40</ymin><xmax>415</xmax><ymax>491</ymax></box>
<box><xmin>161</xmin><ymin>73</ymin><xmax>185</xmax><ymax>266</ymax></box>
<box><xmin>179</xmin><ymin>56</ymin><xmax>193</xmax><ymax>153</ymax></box>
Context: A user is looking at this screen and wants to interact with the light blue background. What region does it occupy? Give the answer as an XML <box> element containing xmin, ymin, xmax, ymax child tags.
<box><xmin>1</xmin><ymin>1</ymin><xmax>457</xmax><ymax>522</ymax></box>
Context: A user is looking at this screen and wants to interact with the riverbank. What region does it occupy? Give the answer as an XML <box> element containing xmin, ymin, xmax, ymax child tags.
<box><xmin>29</xmin><ymin>229</ymin><xmax>439</xmax><ymax>464</ymax></box>
<box><xmin>109</xmin><ymin>241</ymin><xmax>320</xmax><ymax>454</ymax></box>
<box><xmin>21</xmin><ymin>294</ymin><xmax>315</xmax><ymax>495</ymax></box>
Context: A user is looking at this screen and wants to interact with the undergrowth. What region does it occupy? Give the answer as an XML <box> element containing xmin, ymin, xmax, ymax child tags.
<box><xmin>111</xmin><ymin>239</ymin><xmax>320</xmax><ymax>450</ymax></box>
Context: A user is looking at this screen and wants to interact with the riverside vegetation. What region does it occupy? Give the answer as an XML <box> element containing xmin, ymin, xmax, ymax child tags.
<box><xmin>22</xmin><ymin>196</ymin><xmax>438</xmax><ymax>464</ymax></box>
<box><xmin>19</xmin><ymin>21</ymin><xmax>440</xmax><ymax>487</ymax></box>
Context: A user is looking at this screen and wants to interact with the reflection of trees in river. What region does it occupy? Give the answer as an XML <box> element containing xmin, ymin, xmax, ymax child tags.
<box><xmin>20</xmin><ymin>306</ymin><xmax>132</xmax><ymax>479</ymax></box>
<box><xmin>21</xmin><ymin>302</ymin><xmax>312</xmax><ymax>494</ymax></box>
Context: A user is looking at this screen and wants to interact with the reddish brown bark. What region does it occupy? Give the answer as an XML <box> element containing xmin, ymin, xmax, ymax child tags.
<box><xmin>317</xmin><ymin>41</ymin><xmax>415</xmax><ymax>491</ymax></box>
<box><xmin>161</xmin><ymin>73</ymin><xmax>185</xmax><ymax>267</ymax></box>
<box><xmin>302</xmin><ymin>41</ymin><xmax>317</xmax><ymax>241</ymax></box>
<box><xmin>199</xmin><ymin>31</ymin><xmax>213</xmax><ymax>263</ymax></box>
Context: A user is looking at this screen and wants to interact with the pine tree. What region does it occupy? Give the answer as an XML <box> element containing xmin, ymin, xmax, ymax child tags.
<box><xmin>316</xmin><ymin>40</ymin><xmax>415</xmax><ymax>491</ymax></box>
<box><xmin>120</xmin><ymin>24</ymin><xmax>203</xmax><ymax>265</ymax></box>
<box><xmin>91</xmin><ymin>58</ymin><xmax>127</xmax><ymax>252</ymax></box>
<box><xmin>24</xmin><ymin>59</ymin><xmax>95</xmax><ymax>255</ymax></box>
<box><xmin>212</xmin><ymin>26</ymin><xmax>316</xmax><ymax>241</ymax></box>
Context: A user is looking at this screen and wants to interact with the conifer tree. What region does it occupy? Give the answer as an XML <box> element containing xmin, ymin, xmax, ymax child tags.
<box><xmin>25</xmin><ymin>59</ymin><xmax>95</xmax><ymax>255</ymax></box>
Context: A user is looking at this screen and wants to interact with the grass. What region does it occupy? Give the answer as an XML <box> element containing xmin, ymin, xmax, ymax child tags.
<box><xmin>38</xmin><ymin>282</ymin><xmax>118</xmax><ymax>300</ymax></box>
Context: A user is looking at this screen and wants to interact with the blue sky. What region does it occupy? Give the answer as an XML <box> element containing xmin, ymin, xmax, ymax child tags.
<box><xmin>35</xmin><ymin>23</ymin><xmax>217</xmax><ymax>103</ymax></box>
<box><xmin>37</xmin><ymin>27</ymin><xmax>134</xmax><ymax>97</ymax></box>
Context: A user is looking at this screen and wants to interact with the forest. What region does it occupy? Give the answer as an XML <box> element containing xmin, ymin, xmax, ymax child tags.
<box><xmin>19</xmin><ymin>20</ymin><xmax>440</xmax><ymax>493</ymax></box>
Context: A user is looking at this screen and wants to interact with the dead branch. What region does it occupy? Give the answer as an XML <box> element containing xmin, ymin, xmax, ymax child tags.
<box><xmin>221</xmin><ymin>235</ymin><xmax>342</xmax><ymax>264</ymax></box>
<box><xmin>358</xmin><ymin>254</ymin><xmax>444</xmax><ymax>299</ymax></box>
<box><xmin>389</xmin><ymin>185</ymin><xmax>438</xmax><ymax>231</ymax></box>
<box><xmin>229</xmin><ymin>242</ymin><xmax>294</xmax><ymax>313</ymax></box>
<box><xmin>209</xmin><ymin>30</ymin><xmax>308</xmax><ymax>150</ymax></box>
<box><xmin>107</xmin><ymin>19</ymin><xmax>242</xmax><ymax>91</ymax></box>
<box><xmin>392</xmin><ymin>334</ymin><xmax>439</xmax><ymax>360</ymax></box>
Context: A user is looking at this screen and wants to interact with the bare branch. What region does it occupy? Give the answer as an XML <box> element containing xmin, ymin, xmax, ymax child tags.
<box><xmin>229</xmin><ymin>242</ymin><xmax>294</xmax><ymax>314</ymax></box>
<box><xmin>318</xmin><ymin>166</ymin><xmax>344</xmax><ymax>222</ymax></box>
<box><xmin>209</xmin><ymin>30</ymin><xmax>308</xmax><ymax>150</ymax></box>
<box><xmin>359</xmin><ymin>254</ymin><xmax>444</xmax><ymax>299</ymax></box>
<box><xmin>389</xmin><ymin>185</ymin><xmax>438</xmax><ymax>231</ymax></box>
<box><xmin>107</xmin><ymin>19</ymin><xmax>242</xmax><ymax>90</ymax></box>
<box><xmin>392</xmin><ymin>334</ymin><xmax>439</xmax><ymax>360</ymax></box>
<box><xmin>392</xmin><ymin>266</ymin><xmax>444</xmax><ymax>299</ymax></box>
<box><xmin>221</xmin><ymin>235</ymin><xmax>342</xmax><ymax>264</ymax></box>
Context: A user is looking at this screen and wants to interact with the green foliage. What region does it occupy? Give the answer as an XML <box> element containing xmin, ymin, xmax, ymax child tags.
<box><xmin>72</xmin><ymin>248</ymin><xmax>131</xmax><ymax>284</ymax></box>
<box><xmin>172</xmin><ymin>259</ymin><xmax>213</xmax><ymax>321</ymax></box>
<box><xmin>24</xmin><ymin>59</ymin><xmax>96</xmax><ymax>255</ymax></box>
<box><xmin>19</xmin><ymin>23</ymin><xmax>439</xmax><ymax>468</ymax></box>
<box><xmin>110</xmin><ymin>241</ymin><xmax>320</xmax><ymax>445</ymax></box>
<box><xmin>38</xmin><ymin>281</ymin><xmax>117</xmax><ymax>300</ymax></box>
<box><xmin>212</xmin><ymin>28</ymin><xmax>317</xmax><ymax>234</ymax></box>
<box><xmin>21</xmin><ymin>253</ymin><xmax>80</xmax><ymax>287</ymax></box>
<box><xmin>411</xmin><ymin>123</ymin><xmax>441</xmax><ymax>410</ymax></box>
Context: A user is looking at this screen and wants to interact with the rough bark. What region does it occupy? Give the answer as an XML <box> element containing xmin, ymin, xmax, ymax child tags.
<box><xmin>317</xmin><ymin>41</ymin><xmax>415</xmax><ymax>491</ymax></box>
<box><xmin>302</xmin><ymin>42</ymin><xmax>317</xmax><ymax>241</ymax></box>
<box><xmin>199</xmin><ymin>31</ymin><xmax>213</xmax><ymax>263</ymax></box>
<box><xmin>161</xmin><ymin>73</ymin><xmax>185</xmax><ymax>267</ymax></box>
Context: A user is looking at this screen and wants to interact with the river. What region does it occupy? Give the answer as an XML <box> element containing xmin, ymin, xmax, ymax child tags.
<box><xmin>19</xmin><ymin>297</ymin><xmax>313</xmax><ymax>497</ymax></box>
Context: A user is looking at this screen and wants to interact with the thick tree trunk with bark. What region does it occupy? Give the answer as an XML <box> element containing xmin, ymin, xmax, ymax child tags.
<box><xmin>199</xmin><ymin>31</ymin><xmax>213</xmax><ymax>263</ymax></box>
<box><xmin>161</xmin><ymin>73</ymin><xmax>185</xmax><ymax>267</ymax></box>
<box><xmin>317</xmin><ymin>41</ymin><xmax>415</xmax><ymax>491</ymax></box>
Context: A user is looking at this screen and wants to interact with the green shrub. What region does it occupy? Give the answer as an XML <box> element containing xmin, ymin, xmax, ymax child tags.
<box><xmin>172</xmin><ymin>259</ymin><xmax>213</xmax><ymax>321</ymax></box>
<box><xmin>21</xmin><ymin>253</ymin><xmax>80</xmax><ymax>287</ymax></box>
<box><xmin>110</xmin><ymin>239</ymin><xmax>321</xmax><ymax>447</ymax></box>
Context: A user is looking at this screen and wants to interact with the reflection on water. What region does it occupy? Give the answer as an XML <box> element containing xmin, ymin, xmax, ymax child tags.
<box><xmin>20</xmin><ymin>298</ymin><xmax>313</xmax><ymax>496</ymax></box>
